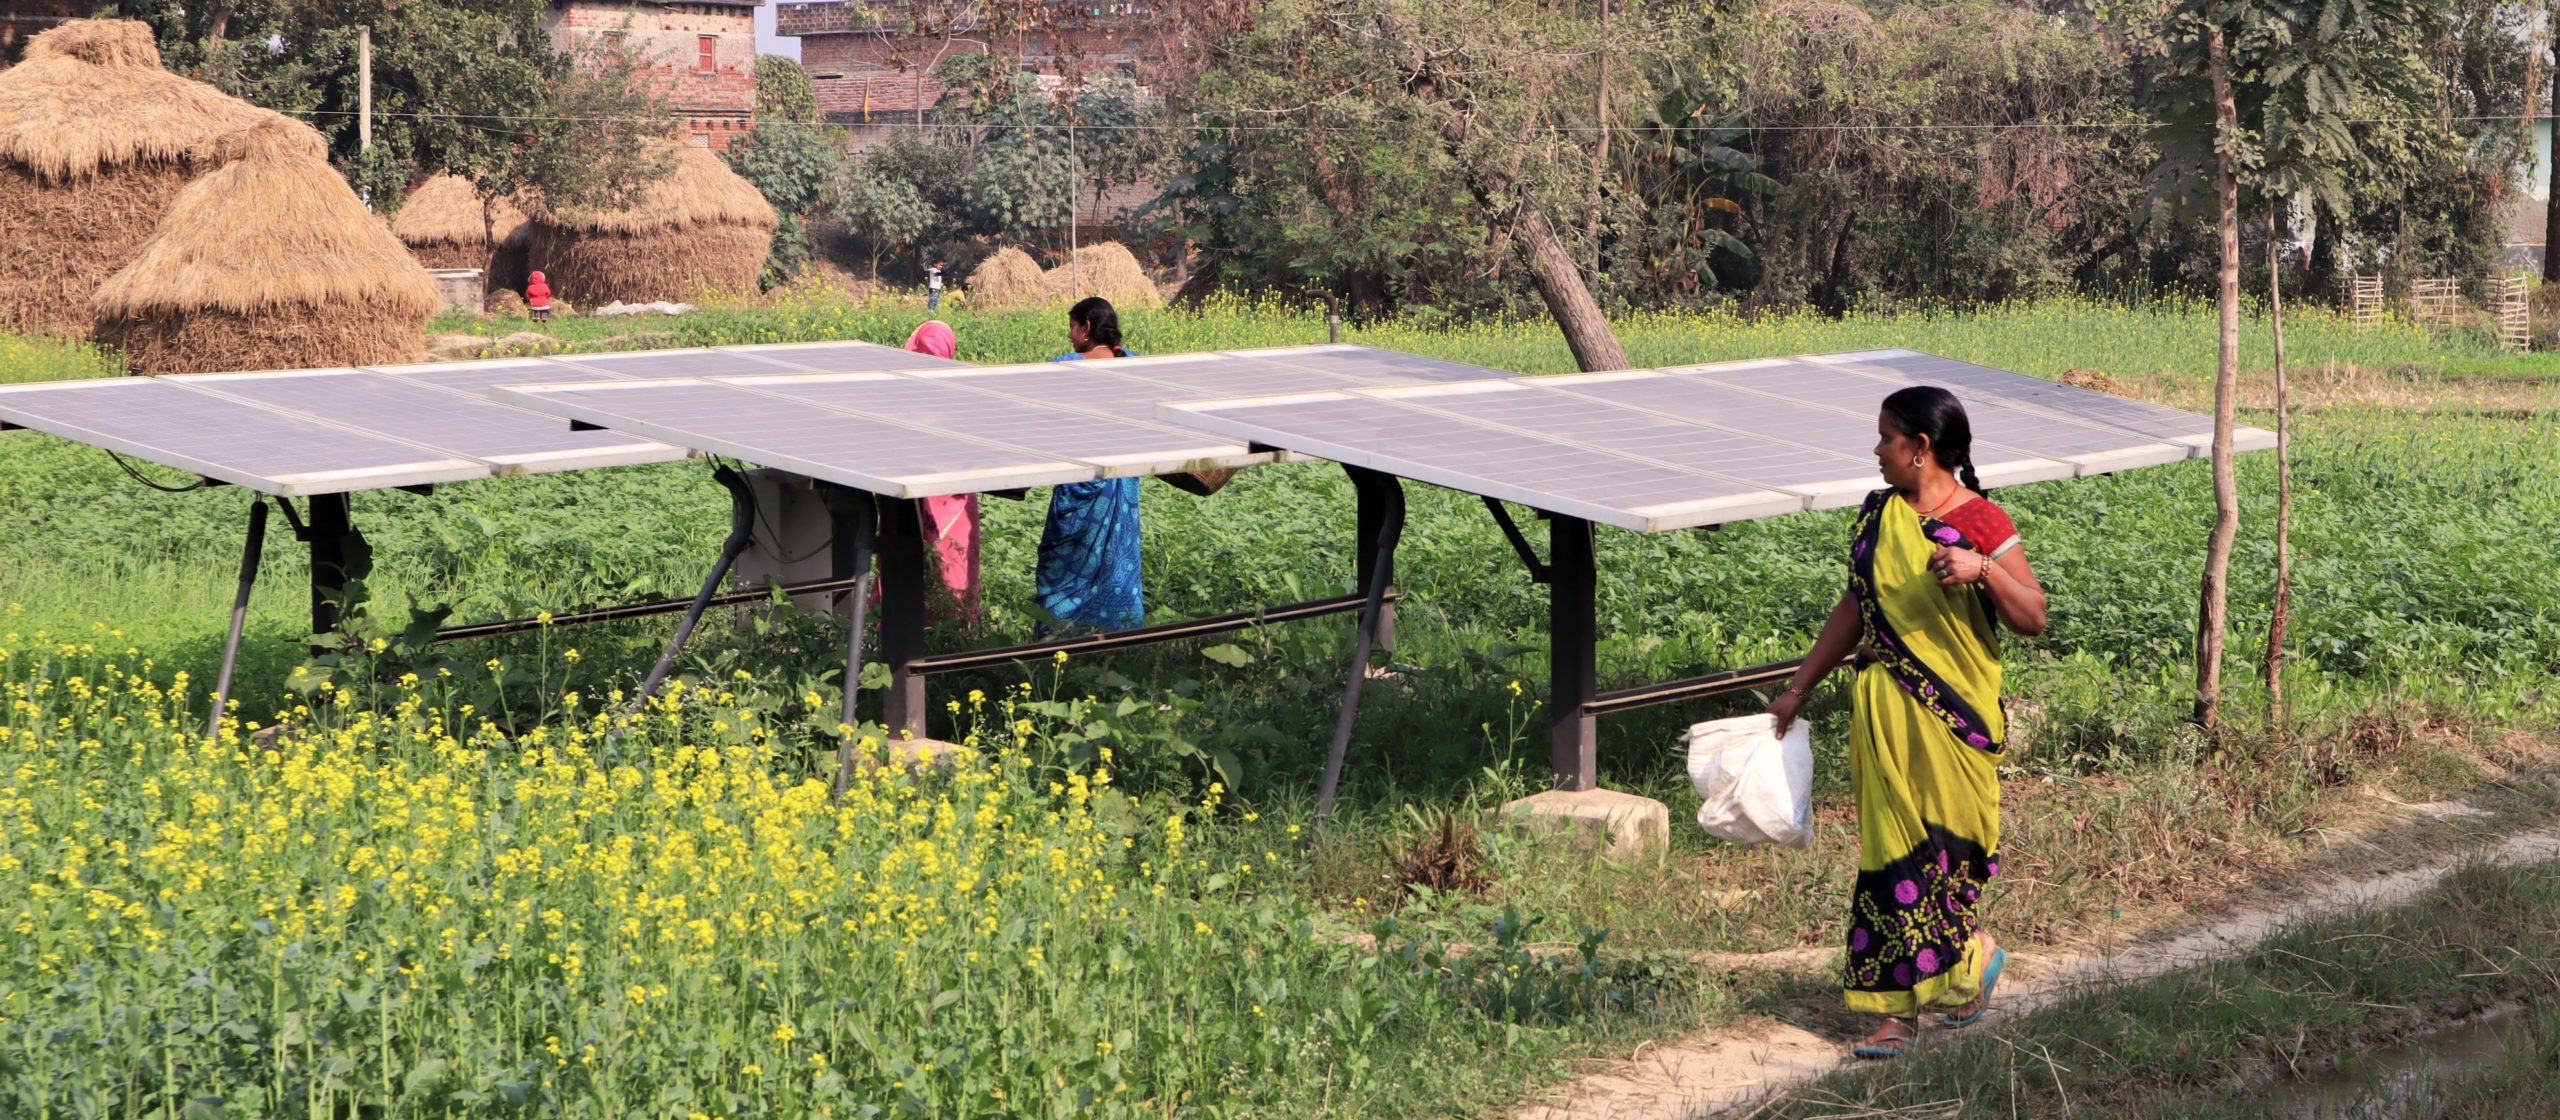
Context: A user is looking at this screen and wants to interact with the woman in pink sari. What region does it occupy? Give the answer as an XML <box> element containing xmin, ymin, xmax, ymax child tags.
<box><xmin>904</xmin><ymin>321</ymin><xmax>980</xmax><ymax>624</ymax></box>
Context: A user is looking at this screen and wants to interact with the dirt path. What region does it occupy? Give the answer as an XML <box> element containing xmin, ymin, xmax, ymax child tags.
<box><xmin>1510</xmin><ymin>816</ymin><xmax>2560</xmax><ymax>1120</ymax></box>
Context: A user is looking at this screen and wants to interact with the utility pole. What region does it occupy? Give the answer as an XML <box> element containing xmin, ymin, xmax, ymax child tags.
<box><xmin>1587</xmin><ymin>0</ymin><xmax>1610</xmax><ymax>271</ymax></box>
<box><xmin>357</xmin><ymin>24</ymin><xmax>373</xmax><ymax>153</ymax></box>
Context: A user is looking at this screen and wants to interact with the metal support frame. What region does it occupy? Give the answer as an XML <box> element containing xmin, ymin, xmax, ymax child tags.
<box><xmin>302</xmin><ymin>492</ymin><xmax>362</xmax><ymax>640</ymax></box>
<box><xmin>1467</xmin><ymin>501</ymin><xmax>1813</xmax><ymax>789</ymax></box>
<box><xmin>1316</xmin><ymin>466</ymin><xmax>1406</xmax><ymax>824</ymax></box>
<box><xmin>1548</xmin><ymin>514</ymin><xmax>1599</xmax><ymax>790</ymax></box>
<box><xmin>1357</xmin><ymin>476</ymin><xmax>1400</xmax><ymax>656</ymax></box>
<box><xmin>827</xmin><ymin>487</ymin><xmax>878</xmax><ymax>795</ymax></box>
<box><xmin>905</xmin><ymin>591</ymin><xmax>1392</xmax><ymax>676</ymax></box>
<box><xmin>630</xmin><ymin>465</ymin><xmax>755</xmax><ymax>712</ymax></box>
<box><xmin>207</xmin><ymin>497</ymin><xmax>269</xmax><ymax>741</ymax></box>
<box><xmin>875</xmin><ymin>496</ymin><xmax>931</xmax><ymax>740</ymax></box>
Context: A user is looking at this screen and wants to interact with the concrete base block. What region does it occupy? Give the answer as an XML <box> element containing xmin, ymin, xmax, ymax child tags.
<box><xmin>1490</xmin><ymin>788</ymin><xmax>1670</xmax><ymax>862</ymax></box>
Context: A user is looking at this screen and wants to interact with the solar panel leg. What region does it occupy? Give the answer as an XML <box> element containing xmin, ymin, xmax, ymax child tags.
<box><xmin>1357</xmin><ymin>477</ymin><xmax>1397</xmax><ymax>657</ymax></box>
<box><xmin>1317</xmin><ymin>468</ymin><xmax>1405</xmax><ymax>826</ymax></box>
<box><xmin>876</xmin><ymin>498</ymin><xmax>930</xmax><ymax>742</ymax></box>
<box><xmin>304</xmin><ymin>493</ymin><xmax>367</xmax><ymax>643</ymax></box>
<box><xmin>829</xmin><ymin>488</ymin><xmax>878</xmax><ymax>797</ymax></box>
<box><xmin>207</xmin><ymin>497</ymin><xmax>270</xmax><ymax>743</ymax></box>
<box><xmin>1549</xmin><ymin>515</ymin><xmax>1599</xmax><ymax>791</ymax></box>
<box><xmin>631</xmin><ymin>467</ymin><xmax>755</xmax><ymax>713</ymax></box>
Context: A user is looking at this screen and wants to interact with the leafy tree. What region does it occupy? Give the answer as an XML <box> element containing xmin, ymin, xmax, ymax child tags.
<box><xmin>725</xmin><ymin>122</ymin><xmax>848</xmax><ymax>219</ymax></box>
<box><xmin>839</xmin><ymin>158</ymin><xmax>941</xmax><ymax>277</ymax></box>
<box><xmin>107</xmin><ymin>0</ymin><xmax>675</xmax><ymax>225</ymax></box>
<box><xmin>755</xmin><ymin>55</ymin><xmax>822</xmax><ymax>124</ymax></box>
<box><xmin>962</xmin><ymin>106</ymin><xmax>1079</xmax><ymax>238</ymax></box>
<box><xmin>1156</xmin><ymin>0</ymin><xmax>1657</xmax><ymax>368</ymax></box>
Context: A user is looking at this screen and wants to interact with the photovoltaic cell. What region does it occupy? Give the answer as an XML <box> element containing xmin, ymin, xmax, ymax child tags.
<box><xmin>719</xmin><ymin>342</ymin><xmax>962</xmax><ymax>373</ymax></box>
<box><xmin>543</xmin><ymin>348</ymin><xmax>816</xmax><ymax>380</ymax></box>
<box><xmin>494</xmin><ymin>379</ymin><xmax>1093</xmax><ymax>497</ymax></box>
<box><xmin>1541</xmin><ymin>371</ymin><xmax>2077</xmax><ymax>493</ymax></box>
<box><xmin>0</xmin><ymin>377</ymin><xmax>484</xmax><ymax>495</ymax></box>
<box><xmin>174</xmin><ymin>369</ymin><xmax>681</xmax><ymax>473</ymax></box>
<box><xmin>1804</xmin><ymin>350</ymin><xmax>2273</xmax><ymax>451</ymax></box>
<box><xmin>1163</xmin><ymin>390</ymin><xmax>1806</xmax><ymax>532</ymax></box>
<box><xmin>369</xmin><ymin>358</ymin><xmax>614</xmax><ymax>397</ymax></box>
<box><xmin>1368</xmin><ymin>380</ymin><xmax>1887</xmax><ymax>507</ymax></box>
<box><xmin>727</xmin><ymin>373</ymin><xmax>1253</xmax><ymax>475</ymax></box>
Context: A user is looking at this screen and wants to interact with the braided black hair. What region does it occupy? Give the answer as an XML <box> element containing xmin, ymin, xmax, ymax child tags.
<box><xmin>1881</xmin><ymin>386</ymin><xmax>1987</xmax><ymax>494</ymax></box>
<box><xmin>1069</xmin><ymin>296</ymin><xmax>1125</xmax><ymax>355</ymax></box>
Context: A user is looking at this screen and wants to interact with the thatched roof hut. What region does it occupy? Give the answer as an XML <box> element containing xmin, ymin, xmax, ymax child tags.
<box><xmin>0</xmin><ymin>19</ymin><xmax>289</xmax><ymax>337</ymax></box>
<box><xmin>93</xmin><ymin>119</ymin><xmax>441</xmax><ymax>374</ymax></box>
<box><xmin>394</xmin><ymin>174</ymin><xmax>533</xmax><ymax>291</ymax></box>
<box><xmin>966</xmin><ymin>246</ymin><xmax>1052</xmax><ymax>310</ymax></box>
<box><xmin>524</xmin><ymin>145</ymin><xmax>776</xmax><ymax>306</ymax></box>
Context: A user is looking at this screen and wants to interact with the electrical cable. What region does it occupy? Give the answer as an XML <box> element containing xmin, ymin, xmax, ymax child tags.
<box><xmin>108</xmin><ymin>450</ymin><xmax>215</xmax><ymax>493</ymax></box>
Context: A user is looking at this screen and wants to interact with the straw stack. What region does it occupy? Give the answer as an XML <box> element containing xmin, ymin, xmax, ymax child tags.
<box><xmin>92</xmin><ymin>119</ymin><xmax>441</xmax><ymax>374</ymax></box>
<box><xmin>964</xmin><ymin>246</ymin><xmax>1051</xmax><ymax>310</ymax></box>
<box><xmin>523</xmin><ymin>145</ymin><xmax>777</xmax><ymax>305</ymax></box>
<box><xmin>0</xmin><ymin>19</ymin><xmax>288</xmax><ymax>337</ymax></box>
<box><xmin>1043</xmin><ymin>242</ymin><xmax>1161</xmax><ymax>308</ymax></box>
<box><xmin>394</xmin><ymin>174</ymin><xmax>533</xmax><ymax>291</ymax></box>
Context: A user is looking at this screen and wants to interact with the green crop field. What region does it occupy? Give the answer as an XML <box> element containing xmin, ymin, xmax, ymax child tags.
<box><xmin>4</xmin><ymin>297</ymin><xmax>2558</xmax><ymax>1116</ymax></box>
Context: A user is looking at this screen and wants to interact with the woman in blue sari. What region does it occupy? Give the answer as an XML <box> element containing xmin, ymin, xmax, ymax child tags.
<box><xmin>1038</xmin><ymin>297</ymin><xmax>1233</xmax><ymax>632</ymax></box>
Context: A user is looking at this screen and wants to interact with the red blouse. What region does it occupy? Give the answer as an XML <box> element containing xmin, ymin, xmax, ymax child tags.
<box><xmin>1935</xmin><ymin>497</ymin><xmax>2019</xmax><ymax>557</ymax></box>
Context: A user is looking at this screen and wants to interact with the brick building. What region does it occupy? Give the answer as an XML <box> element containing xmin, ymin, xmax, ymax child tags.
<box><xmin>1</xmin><ymin>0</ymin><xmax>84</xmax><ymax>64</ymax></box>
<box><xmin>549</xmin><ymin>1</ymin><xmax>761</xmax><ymax>148</ymax></box>
<box><xmin>776</xmin><ymin>1</ymin><xmax>1159</xmax><ymax>123</ymax></box>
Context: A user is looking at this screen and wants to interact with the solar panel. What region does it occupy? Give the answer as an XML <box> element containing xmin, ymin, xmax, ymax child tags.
<box><xmin>542</xmin><ymin>348</ymin><xmax>818</xmax><ymax>380</ymax></box>
<box><xmin>1666</xmin><ymin>359</ymin><xmax>2196</xmax><ymax>476</ymax></box>
<box><xmin>1801</xmin><ymin>350</ymin><xmax>2277</xmax><ymax>453</ymax></box>
<box><xmin>1539</xmin><ymin>370</ymin><xmax>2077</xmax><ymax>495</ymax></box>
<box><xmin>494</xmin><ymin>379</ymin><xmax>1095</xmax><ymax>497</ymax></box>
<box><xmin>1163</xmin><ymin>389</ymin><xmax>1808</xmax><ymax>532</ymax></box>
<box><xmin>367</xmin><ymin>357</ymin><xmax>612</xmax><ymax>397</ymax></box>
<box><xmin>718</xmin><ymin>341</ymin><xmax>963</xmax><ymax>373</ymax></box>
<box><xmin>1367</xmin><ymin>379</ymin><xmax>1897</xmax><ymax>509</ymax></box>
<box><xmin>725</xmin><ymin>372</ymin><xmax>1258</xmax><ymax>476</ymax></box>
<box><xmin>0</xmin><ymin>376</ymin><xmax>485</xmax><ymax>495</ymax></box>
<box><xmin>1160</xmin><ymin>349</ymin><xmax>2263</xmax><ymax>532</ymax></box>
<box><xmin>175</xmin><ymin>368</ymin><xmax>681</xmax><ymax>474</ymax></box>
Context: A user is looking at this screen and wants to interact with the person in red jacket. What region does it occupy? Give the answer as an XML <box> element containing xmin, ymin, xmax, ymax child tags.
<box><xmin>525</xmin><ymin>270</ymin><xmax>552</xmax><ymax>323</ymax></box>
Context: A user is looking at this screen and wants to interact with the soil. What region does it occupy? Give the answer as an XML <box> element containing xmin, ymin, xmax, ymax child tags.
<box><xmin>1509</xmin><ymin>803</ymin><xmax>2560</xmax><ymax>1120</ymax></box>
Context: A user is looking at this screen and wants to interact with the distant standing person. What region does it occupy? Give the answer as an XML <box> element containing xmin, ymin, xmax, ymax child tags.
<box><xmin>1036</xmin><ymin>296</ymin><xmax>1230</xmax><ymax>632</ymax></box>
<box><xmin>904</xmin><ymin>319</ymin><xmax>978</xmax><ymax>623</ymax></box>
<box><xmin>526</xmin><ymin>270</ymin><xmax>552</xmax><ymax>323</ymax></box>
<box><xmin>925</xmin><ymin>259</ymin><xmax>945</xmax><ymax>311</ymax></box>
<box><xmin>1767</xmin><ymin>386</ymin><xmax>2047</xmax><ymax>1061</ymax></box>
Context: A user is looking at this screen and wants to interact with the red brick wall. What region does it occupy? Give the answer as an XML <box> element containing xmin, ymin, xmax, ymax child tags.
<box><xmin>1</xmin><ymin>0</ymin><xmax>85</xmax><ymax>61</ymax></box>
<box><xmin>550</xmin><ymin>1</ymin><xmax>759</xmax><ymax>121</ymax></box>
<box><xmin>781</xmin><ymin>1</ymin><xmax>1167</xmax><ymax>122</ymax></box>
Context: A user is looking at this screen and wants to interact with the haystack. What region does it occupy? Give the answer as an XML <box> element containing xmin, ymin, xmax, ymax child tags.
<box><xmin>394</xmin><ymin>174</ymin><xmax>533</xmax><ymax>290</ymax></box>
<box><xmin>0</xmin><ymin>19</ymin><xmax>289</xmax><ymax>337</ymax></box>
<box><xmin>966</xmin><ymin>246</ymin><xmax>1051</xmax><ymax>310</ymax></box>
<box><xmin>93</xmin><ymin>119</ymin><xmax>441</xmax><ymax>374</ymax></box>
<box><xmin>524</xmin><ymin>145</ymin><xmax>776</xmax><ymax>306</ymax></box>
<box><xmin>1044</xmin><ymin>241</ymin><xmax>1161</xmax><ymax>308</ymax></box>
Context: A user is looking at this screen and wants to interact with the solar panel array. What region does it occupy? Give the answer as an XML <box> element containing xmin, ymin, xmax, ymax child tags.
<box><xmin>1161</xmin><ymin>350</ymin><xmax>2275</xmax><ymax>533</ymax></box>
<box><xmin>0</xmin><ymin>338</ymin><xmax>959</xmax><ymax>496</ymax></box>
<box><xmin>495</xmin><ymin>345</ymin><xmax>1524</xmax><ymax>498</ymax></box>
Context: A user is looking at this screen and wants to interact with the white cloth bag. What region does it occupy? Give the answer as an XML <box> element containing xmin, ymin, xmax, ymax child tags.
<box><xmin>1686</xmin><ymin>712</ymin><xmax>1814</xmax><ymax>848</ymax></box>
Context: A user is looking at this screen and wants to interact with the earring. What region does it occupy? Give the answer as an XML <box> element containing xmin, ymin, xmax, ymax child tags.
<box><xmin>1911</xmin><ymin>456</ymin><xmax>1922</xmax><ymax>467</ymax></box>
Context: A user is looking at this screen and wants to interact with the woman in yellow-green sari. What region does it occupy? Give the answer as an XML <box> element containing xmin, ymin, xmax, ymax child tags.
<box><xmin>1768</xmin><ymin>386</ymin><xmax>2048</xmax><ymax>1060</ymax></box>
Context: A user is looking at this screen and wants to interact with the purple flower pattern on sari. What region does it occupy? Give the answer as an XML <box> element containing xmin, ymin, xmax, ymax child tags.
<box><xmin>1844</xmin><ymin>826</ymin><xmax>1997</xmax><ymax>998</ymax></box>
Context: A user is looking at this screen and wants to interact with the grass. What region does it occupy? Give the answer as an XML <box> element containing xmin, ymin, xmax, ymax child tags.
<box><xmin>7</xmin><ymin>294</ymin><xmax>2560</xmax><ymax>1113</ymax></box>
<box><xmin>1752</xmin><ymin>855</ymin><xmax>2560</xmax><ymax>1119</ymax></box>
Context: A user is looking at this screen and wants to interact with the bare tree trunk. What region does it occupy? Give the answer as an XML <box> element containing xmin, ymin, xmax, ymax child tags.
<box><xmin>2547</xmin><ymin>30</ymin><xmax>2560</xmax><ymax>284</ymax></box>
<box><xmin>1520</xmin><ymin>209</ymin><xmax>1632</xmax><ymax>371</ymax></box>
<box><xmin>2196</xmin><ymin>19</ymin><xmax>2242</xmax><ymax>733</ymax></box>
<box><xmin>2264</xmin><ymin>208</ymin><xmax>2292</xmax><ymax>729</ymax></box>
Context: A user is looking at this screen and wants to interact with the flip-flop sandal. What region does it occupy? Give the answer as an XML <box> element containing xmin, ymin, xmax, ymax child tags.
<box><xmin>1851</xmin><ymin>1019</ymin><xmax>1916</xmax><ymax>1060</ymax></box>
<box><xmin>1940</xmin><ymin>946</ymin><xmax>2006</xmax><ymax>1029</ymax></box>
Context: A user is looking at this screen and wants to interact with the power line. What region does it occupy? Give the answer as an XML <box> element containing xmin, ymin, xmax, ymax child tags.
<box><xmin>272</xmin><ymin>105</ymin><xmax>2553</xmax><ymax>135</ymax></box>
